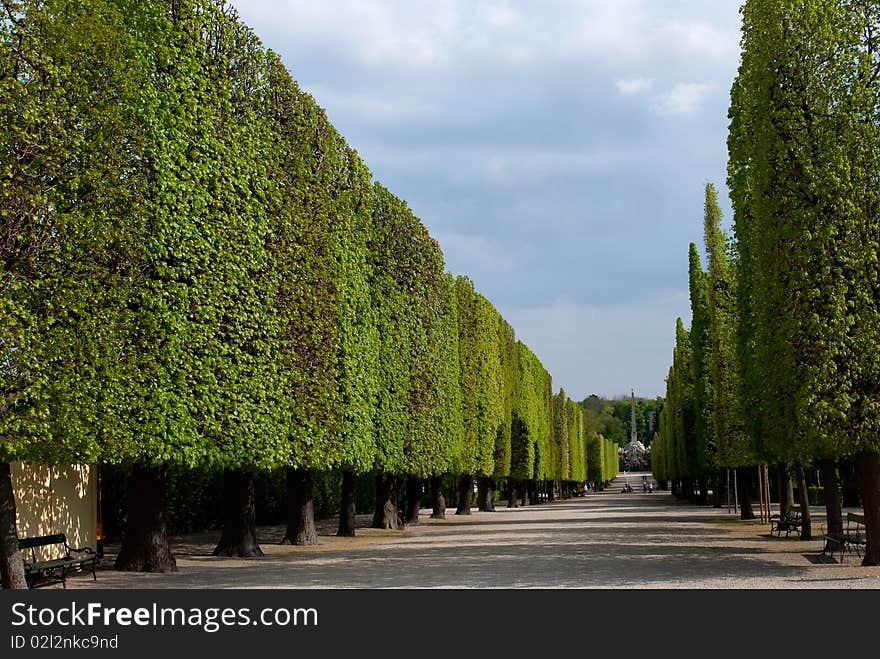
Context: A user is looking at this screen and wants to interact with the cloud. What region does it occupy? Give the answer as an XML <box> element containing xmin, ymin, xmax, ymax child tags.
<box><xmin>501</xmin><ymin>296</ymin><xmax>691</xmax><ymax>400</ymax></box>
<box><xmin>652</xmin><ymin>83</ymin><xmax>717</xmax><ymax>116</ymax></box>
<box><xmin>432</xmin><ymin>230</ymin><xmax>521</xmax><ymax>276</ymax></box>
<box><xmin>662</xmin><ymin>19</ymin><xmax>740</xmax><ymax>59</ymax></box>
<box><xmin>228</xmin><ymin>0</ymin><xmax>743</xmax><ymax>399</ymax></box>
<box><xmin>305</xmin><ymin>87</ymin><xmax>442</xmax><ymax>124</ymax></box>
<box><xmin>615</xmin><ymin>77</ymin><xmax>655</xmax><ymax>95</ymax></box>
<box><xmin>233</xmin><ymin>1</ymin><xmax>742</xmax><ymax>76</ymax></box>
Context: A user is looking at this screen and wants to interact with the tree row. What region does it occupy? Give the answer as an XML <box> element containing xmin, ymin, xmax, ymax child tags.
<box><xmin>0</xmin><ymin>0</ymin><xmax>613</xmax><ymax>588</ymax></box>
<box><xmin>653</xmin><ymin>0</ymin><xmax>880</xmax><ymax>565</ymax></box>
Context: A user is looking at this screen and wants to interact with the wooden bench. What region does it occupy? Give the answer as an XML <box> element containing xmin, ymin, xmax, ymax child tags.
<box><xmin>823</xmin><ymin>513</ymin><xmax>866</xmax><ymax>563</ymax></box>
<box><xmin>19</xmin><ymin>533</ymin><xmax>98</xmax><ymax>588</ymax></box>
<box><xmin>770</xmin><ymin>505</ymin><xmax>802</xmax><ymax>538</ymax></box>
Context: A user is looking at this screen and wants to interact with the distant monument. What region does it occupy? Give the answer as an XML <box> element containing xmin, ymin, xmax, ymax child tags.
<box><xmin>623</xmin><ymin>387</ymin><xmax>647</xmax><ymax>469</ymax></box>
<box><xmin>630</xmin><ymin>388</ymin><xmax>638</xmax><ymax>444</ymax></box>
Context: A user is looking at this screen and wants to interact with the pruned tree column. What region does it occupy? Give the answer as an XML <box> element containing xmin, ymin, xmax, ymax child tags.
<box><xmin>115</xmin><ymin>465</ymin><xmax>177</xmax><ymax>572</ymax></box>
<box><xmin>213</xmin><ymin>469</ymin><xmax>263</xmax><ymax>558</ymax></box>
<box><xmin>282</xmin><ymin>468</ymin><xmax>318</xmax><ymax>546</ymax></box>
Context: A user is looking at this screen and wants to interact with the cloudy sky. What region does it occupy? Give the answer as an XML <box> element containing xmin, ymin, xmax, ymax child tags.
<box><xmin>230</xmin><ymin>0</ymin><xmax>744</xmax><ymax>400</ymax></box>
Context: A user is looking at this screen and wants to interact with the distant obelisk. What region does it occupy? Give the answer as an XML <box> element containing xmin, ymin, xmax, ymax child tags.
<box><xmin>630</xmin><ymin>388</ymin><xmax>637</xmax><ymax>444</ymax></box>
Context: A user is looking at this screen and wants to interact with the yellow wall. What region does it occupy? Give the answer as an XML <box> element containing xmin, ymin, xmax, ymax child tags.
<box><xmin>12</xmin><ymin>463</ymin><xmax>97</xmax><ymax>562</ymax></box>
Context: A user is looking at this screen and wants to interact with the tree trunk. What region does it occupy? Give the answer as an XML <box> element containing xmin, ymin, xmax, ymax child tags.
<box><xmin>521</xmin><ymin>482</ymin><xmax>529</xmax><ymax>507</ymax></box>
<box><xmin>282</xmin><ymin>468</ymin><xmax>318</xmax><ymax>546</ymax></box>
<box><xmin>430</xmin><ymin>476</ymin><xmax>446</xmax><ymax>519</ymax></box>
<box><xmin>547</xmin><ymin>481</ymin><xmax>555</xmax><ymax>502</ymax></box>
<box><xmin>337</xmin><ymin>471</ymin><xmax>357</xmax><ymax>537</ymax></box>
<box><xmin>795</xmin><ymin>464</ymin><xmax>812</xmax><ymax>541</ymax></box>
<box><xmin>212</xmin><ymin>469</ymin><xmax>263</xmax><ymax>557</ymax></box>
<box><xmin>115</xmin><ymin>465</ymin><xmax>177</xmax><ymax>571</ymax></box>
<box><xmin>530</xmin><ymin>480</ymin><xmax>540</xmax><ymax>505</ymax></box>
<box><xmin>372</xmin><ymin>473</ymin><xmax>399</xmax><ymax>529</ymax></box>
<box><xmin>855</xmin><ymin>450</ymin><xmax>880</xmax><ymax>566</ymax></box>
<box><xmin>507</xmin><ymin>479</ymin><xmax>518</xmax><ymax>508</ymax></box>
<box><xmin>711</xmin><ymin>470</ymin><xmax>723</xmax><ymax>508</ymax></box>
<box><xmin>681</xmin><ymin>478</ymin><xmax>694</xmax><ymax>502</ymax></box>
<box><xmin>456</xmin><ymin>474</ymin><xmax>474</xmax><ymax>515</ymax></box>
<box><xmin>405</xmin><ymin>476</ymin><xmax>422</xmax><ymax>525</ymax></box>
<box><xmin>698</xmin><ymin>476</ymin><xmax>709</xmax><ymax>504</ymax></box>
<box><xmin>477</xmin><ymin>477</ymin><xmax>495</xmax><ymax>512</ymax></box>
<box><xmin>735</xmin><ymin>466</ymin><xmax>756</xmax><ymax>520</ymax></box>
<box><xmin>778</xmin><ymin>463</ymin><xmax>794</xmax><ymax>518</ymax></box>
<box><xmin>819</xmin><ymin>458</ymin><xmax>842</xmax><ymax>552</ymax></box>
<box><xmin>0</xmin><ymin>461</ymin><xmax>27</xmax><ymax>589</ymax></box>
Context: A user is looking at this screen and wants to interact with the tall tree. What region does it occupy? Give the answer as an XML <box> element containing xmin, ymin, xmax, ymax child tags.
<box><xmin>483</xmin><ymin>315</ymin><xmax>516</xmax><ymax>511</ymax></box>
<box><xmin>732</xmin><ymin>0</ymin><xmax>880</xmax><ymax>555</ymax></box>
<box><xmin>703</xmin><ymin>185</ymin><xmax>755</xmax><ymax>519</ymax></box>
<box><xmin>0</xmin><ymin>0</ymin><xmax>156</xmax><ymax>584</ymax></box>
<box><xmin>689</xmin><ymin>242</ymin><xmax>715</xmax><ymax>499</ymax></box>
<box><xmin>454</xmin><ymin>278</ymin><xmax>503</xmax><ymax>514</ymax></box>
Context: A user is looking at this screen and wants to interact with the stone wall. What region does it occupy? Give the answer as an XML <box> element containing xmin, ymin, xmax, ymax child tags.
<box><xmin>12</xmin><ymin>463</ymin><xmax>97</xmax><ymax>562</ymax></box>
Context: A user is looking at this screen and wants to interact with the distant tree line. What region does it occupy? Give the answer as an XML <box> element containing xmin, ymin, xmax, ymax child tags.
<box><xmin>0</xmin><ymin>0</ymin><xmax>616</xmax><ymax>588</ymax></box>
<box><xmin>580</xmin><ymin>395</ymin><xmax>661</xmax><ymax>448</ymax></box>
<box><xmin>653</xmin><ymin>0</ymin><xmax>880</xmax><ymax>566</ymax></box>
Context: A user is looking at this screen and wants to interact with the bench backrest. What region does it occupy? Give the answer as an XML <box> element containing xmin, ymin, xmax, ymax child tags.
<box><xmin>789</xmin><ymin>506</ymin><xmax>801</xmax><ymax>516</ymax></box>
<box><xmin>19</xmin><ymin>534</ymin><xmax>67</xmax><ymax>550</ymax></box>
<box><xmin>847</xmin><ymin>513</ymin><xmax>864</xmax><ymax>525</ymax></box>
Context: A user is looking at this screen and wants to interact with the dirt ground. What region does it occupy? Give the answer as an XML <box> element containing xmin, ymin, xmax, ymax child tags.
<box><xmin>50</xmin><ymin>472</ymin><xmax>880</xmax><ymax>589</ymax></box>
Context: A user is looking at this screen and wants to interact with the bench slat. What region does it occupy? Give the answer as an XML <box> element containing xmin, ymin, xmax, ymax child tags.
<box><xmin>19</xmin><ymin>534</ymin><xmax>66</xmax><ymax>550</ymax></box>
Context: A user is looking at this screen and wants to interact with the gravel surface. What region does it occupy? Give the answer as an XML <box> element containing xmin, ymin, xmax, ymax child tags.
<box><xmin>53</xmin><ymin>473</ymin><xmax>880</xmax><ymax>589</ymax></box>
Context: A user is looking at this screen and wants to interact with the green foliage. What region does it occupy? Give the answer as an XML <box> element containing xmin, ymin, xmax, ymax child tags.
<box><xmin>510</xmin><ymin>341</ymin><xmax>549</xmax><ymax>481</ymax></box>
<box><xmin>370</xmin><ymin>184</ymin><xmax>461</xmax><ymax>477</ymax></box>
<box><xmin>703</xmin><ymin>185</ymin><xmax>750</xmax><ymax>468</ymax></box>
<box><xmin>454</xmin><ymin>277</ymin><xmax>503</xmax><ymax>477</ymax></box>
<box><xmin>265</xmin><ymin>55</ymin><xmax>367</xmax><ymax>474</ymax></box>
<box><xmin>731</xmin><ymin>0</ymin><xmax>880</xmax><ymax>462</ymax></box>
<box><xmin>548</xmin><ymin>391</ymin><xmax>585</xmax><ymax>483</ymax></box>
<box><xmin>689</xmin><ymin>242</ymin><xmax>714</xmax><ymax>475</ymax></box>
<box><xmin>586</xmin><ymin>432</ymin><xmax>618</xmax><ymax>484</ymax></box>
<box><xmin>430</xmin><ymin>274</ymin><xmax>465</xmax><ymax>476</ymax></box>
<box><xmin>1</xmin><ymin>0</ymin><xmax>568</xmax><ymax>521</ymax></box>
<box><xmin>672</xmin><ymin>319</ymin><xmax>696</xmax><ymax>478</ymax></box>
<box><xmin>579</xmin><ymin>395</ymin><xmax>659</xmax><ymax>447</ymax></box>
<box><xmin>1</xmin><ymin>0</ymin><xmax>142</xmax><ymax>465</ymax></box>
<box><xmin>493</xmin><ymin>316</ymin><xmax>517</xmax><ymax>479</ymax></box>
<box><xmin>552</xmin><ymin>389</ymin><xmax>569</xmax><ymax>481</ymax></box>
<box><xmin>567</xmin><ymin>399</ymin><xmax>586</xmax><ymax>482</ymax></box>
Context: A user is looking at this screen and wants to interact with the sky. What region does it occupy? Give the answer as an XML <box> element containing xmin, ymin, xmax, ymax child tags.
<box><xmin>230</xmin><ymin>0</ymin><xmax>745</xmax><ymax>400</ymax></box>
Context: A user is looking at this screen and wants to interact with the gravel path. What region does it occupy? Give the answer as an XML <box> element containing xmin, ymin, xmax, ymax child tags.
<box><xmin>56</xmin><ymin>473</ymin><xmax>880</xmax><ymax>589</ymax></box>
